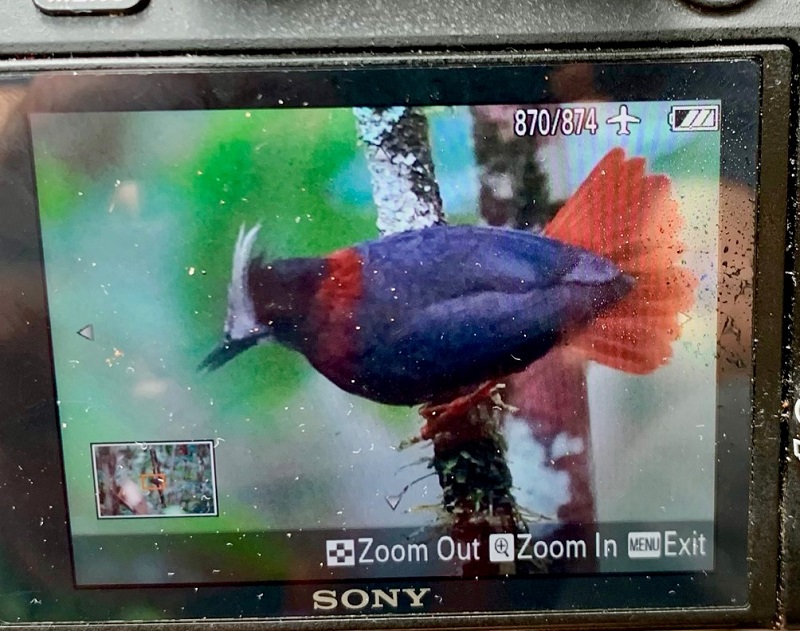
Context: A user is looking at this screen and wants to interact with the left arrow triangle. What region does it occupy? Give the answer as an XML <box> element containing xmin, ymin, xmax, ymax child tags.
<box><xmin>77</xmin><ymin>324</ymin><xmax>94</xmax><ymax>341</ymax></box>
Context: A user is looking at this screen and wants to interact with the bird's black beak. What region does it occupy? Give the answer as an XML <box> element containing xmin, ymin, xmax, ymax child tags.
<box><xmin>198</xmin><ymin>337</ymin><xmax>258</xmax><ymax>373</ymax></box>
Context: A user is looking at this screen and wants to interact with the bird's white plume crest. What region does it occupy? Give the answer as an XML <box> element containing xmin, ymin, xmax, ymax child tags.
<box><xmin>225</xmin><ymin>223</ymin><xmax>261</xmax><ymax>341</ymax></box>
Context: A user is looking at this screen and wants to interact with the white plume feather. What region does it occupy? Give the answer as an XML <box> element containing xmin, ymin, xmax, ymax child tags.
<box><xmin>225</xmin><ymin>223</ymin><xmax>261</xmax><ymax>340</ymax></box>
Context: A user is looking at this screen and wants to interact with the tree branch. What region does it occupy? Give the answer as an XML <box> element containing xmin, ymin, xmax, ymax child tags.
<box><xmin>471</xmin><ymin>105</ymin><xmax>562</xmax><ymax>230</ymax></box>
<box><xmin>353</xmin><ymin>107</ymin><xmax>445</xmax><ymax>235</ymax></box>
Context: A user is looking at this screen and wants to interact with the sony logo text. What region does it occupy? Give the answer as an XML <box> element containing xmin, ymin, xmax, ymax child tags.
<box><xmin>313</xmin><ymin>587</ymin><xmax>431</xmax><ymax>611</ymax></box>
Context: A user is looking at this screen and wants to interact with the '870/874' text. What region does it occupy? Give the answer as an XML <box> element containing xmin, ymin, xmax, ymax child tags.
<box><xmin>513</xmin><ymin>107</ymin><xmax>599</xmax><ymax>137</ymax></box>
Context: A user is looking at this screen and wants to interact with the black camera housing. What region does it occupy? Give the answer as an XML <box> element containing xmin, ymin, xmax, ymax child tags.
<box><xmin>0</xmin><ymin>1</ymin><xmax>798</xmax><ymax>630</ymax></box>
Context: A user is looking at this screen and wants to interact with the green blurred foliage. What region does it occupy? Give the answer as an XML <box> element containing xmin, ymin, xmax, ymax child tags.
<box><xmin>177</xmin><ymin>109</ymin><xmax>383</xmax><ymax>409</ymax></box>
<box><xmin>653</xmin><ymin>135</ymin><xmax>720</xmax><ymax>179</ymax></box>
<box><xmin>34</xmin><ymin>154</ymin><xmax>93</xmax><ymax>223</ymax></box>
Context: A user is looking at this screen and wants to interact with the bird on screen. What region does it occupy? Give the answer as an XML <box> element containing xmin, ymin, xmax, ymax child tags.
<box><xmin>200</xmin><ymin>149</ymin><xmax>696</xmax><ymax>427</ymax></box>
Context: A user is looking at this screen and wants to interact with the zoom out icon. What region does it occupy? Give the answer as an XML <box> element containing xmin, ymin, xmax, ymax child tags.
<box><xmin>326</xmin><ymin>539</ymin><xmax>356</xmax><ymax>567</ymax></box>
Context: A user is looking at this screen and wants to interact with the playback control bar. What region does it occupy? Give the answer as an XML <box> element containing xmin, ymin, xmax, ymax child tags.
<box><xmin>72</xmin><ymin>522</ymin><xmax>713</xmax><ymax>586</ymax></box>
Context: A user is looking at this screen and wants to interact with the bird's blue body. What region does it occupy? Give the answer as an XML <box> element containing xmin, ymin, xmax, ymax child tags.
<box><xmin>203</xmin><ymin>149</ymin><xmax>693</xmax><ymax>408</ymax></box>
<box><xmin>285</xmin><ymin>226</ymin><xmax>633</xmax><ymax>405</ymax></box>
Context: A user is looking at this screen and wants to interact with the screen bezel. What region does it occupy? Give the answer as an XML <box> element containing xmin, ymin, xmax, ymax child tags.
<box><xmin>0</xmin><ymin>46</ymin><xmax>788</xmax><ymax>629</ymax></box>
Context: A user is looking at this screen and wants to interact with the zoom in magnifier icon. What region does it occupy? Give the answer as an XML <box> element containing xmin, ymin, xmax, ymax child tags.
<box><xmin>489</xmin><ymin>534</ymin><xmax>515</xmax><ymax>562</ymax></box>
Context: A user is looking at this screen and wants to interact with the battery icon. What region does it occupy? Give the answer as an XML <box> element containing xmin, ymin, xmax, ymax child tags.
<box><xmin>668</xmin><ymin>104</ymin><xmax>720</xmax><ymax>132</ymax></box>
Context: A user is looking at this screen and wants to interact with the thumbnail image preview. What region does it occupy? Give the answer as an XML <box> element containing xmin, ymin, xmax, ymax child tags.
<box><xmin>92</xmin><ymin>441</ymin><xmax>217</xmax><ymax>518</ymax></box>
<box><xmin>31</xmin><ymin>101</ymin><xmax>721</xmax><ymax>546</ymax></box>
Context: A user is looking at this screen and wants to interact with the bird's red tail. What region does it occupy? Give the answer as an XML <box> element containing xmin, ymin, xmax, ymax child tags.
<box><xmin>543</xmin><ymin>148</ymin><xmax>697</xmax><ymax>374</ymax></box>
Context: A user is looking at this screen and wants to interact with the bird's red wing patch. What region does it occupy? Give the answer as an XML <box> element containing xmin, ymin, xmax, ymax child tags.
<box><xmin>311</xmin><ymin>248</ymin><xmax>364</xmax><ymax>374</ymax></box>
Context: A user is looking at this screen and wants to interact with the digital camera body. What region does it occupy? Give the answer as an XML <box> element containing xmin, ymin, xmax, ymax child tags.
<box><xmin>0</xmin><ymin>1</ymin><xmax>798</xmax><ymax>630</ymax></box>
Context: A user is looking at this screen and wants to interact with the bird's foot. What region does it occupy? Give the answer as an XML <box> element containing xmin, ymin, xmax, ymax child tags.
<box><xmin>398</xmin><ymin>435</ymin><xmax>424</xmax><ymax>450</ymax></box>
<box><xmin>491</xmin><ymin>385</ymin><xmax>518</xmax><ymax>414</ymax></box>
<box><xmin>517</xmin><ymin>506</ymin><xmax>554</xmax><ymax>524</ymax></box>
<box><xmin>419</xmin><ymin>381</ymin><xmax>506</xmax><ymax>440</ymax></box>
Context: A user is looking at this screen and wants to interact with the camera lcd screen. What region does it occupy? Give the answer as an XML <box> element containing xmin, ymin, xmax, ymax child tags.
<box><xmin>34</xmin><ymin>98</ymin><xmax>726</xmax><ymax>586</ymax></box>
<box><xmin>0</xmin><ymin>56</ymin><xmax>762</xmax><ymax>620</ymax></box>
